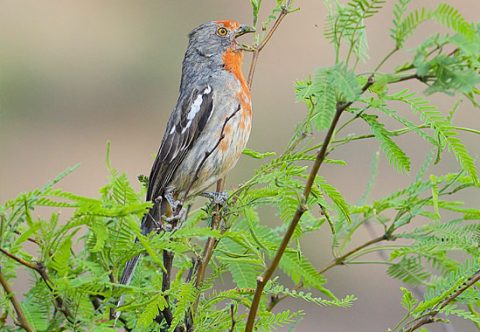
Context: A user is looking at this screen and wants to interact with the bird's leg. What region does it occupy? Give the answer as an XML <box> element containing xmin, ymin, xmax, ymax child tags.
<box><xmin>164</xmin><ymin>189</ymin><xmax>182</xmax><ymax>214</ymax></box>
<box><xmin>170</xmin><ymin>208</ymin><xmax>188</xmax><ymax>230</ymax></box>
<box><xmin>201</xmin><ymin>191</ymin><xmax>229</xmax><ymax>206</ymax></box>
<box><xmin>162</xmin><ymin>207</ymin><xmax>187</xmax><ymax>226</ymax></box>
<box><xmin>160</xmin><ymin>189</ymin><xmax>186</xmax><ymax>228</ymax></box>
<box><xmin>151</xmin><ymin>196</ymin><xmax>172</xmax><ymax>232</ymax></box>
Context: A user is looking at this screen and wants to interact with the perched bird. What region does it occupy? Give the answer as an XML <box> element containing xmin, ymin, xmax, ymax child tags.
<box><xmin>118</xmin><ymin>20</ymin><xmax>255</xmax><ymax>290</ymax></box>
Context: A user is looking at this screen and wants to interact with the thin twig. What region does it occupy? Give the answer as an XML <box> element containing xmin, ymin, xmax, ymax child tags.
<box><xmin>318</xmin><ymin>233</ymin><xmax>391</xmax><ymax>274</ymax></box>
<box><xmin>190</xmin><ymin>2</ymin><xmax>295</xmax><ymax>327</ymax></box>
<box><xmin>13</xmin><ymin>231</ymin><xmax>39</xmax><ymax>245</ymax></box>
<box><xmin>245</xmin><ymin>76</ymin><xmax>375</xmax><ymax>331</ymax></box>
<box><xmin>229</xmin><ymin>304</ymin><xmax>236</xmax><ymax>332</ymax></box>
<box><xmin>0</xmin><ymin>247</ymin><xmax>74</xmax><ymax>322</ymax></box>
<box><xmin>186</xmin><ymin>107</ymin><xmax>242</xmax><ymax>324</ymax></box>
<box><xmin>373</xmin><ymin>47</ymin><xmax>399</xmax><ymax>73</ymax></box>
<box><xmin>161</xmin><ymin>250</ymin><xmax>174</xmax><ymax>326</ymax></box>
<box><xmin>191</xmin><ymin>183</ymin><xmax>235</xmax><ymax>323</ymax></box>
<box><xmin>183</xmin><ymin>4</ymin><xmax>294</xmax><ymax>328</ymax></box>
<box><xmin>189</xmin><ymin>106</ymin><xmax>240</xmax><ymax>296</ymax></box>
<box><xmin>268</xmin><ymin>229</ymin><xmax>392</xmax><ymax>311</ymax></box>
<box><xmin>0</xmin><ymin>267</ymin><xmax>34</xmax><ymax>332</ymax></box>
<box><xmin>216</xmin><ymin>0</ymin><xmax>294</xmax><ymax>222</ymax></box>
<box><xmin>247</xmin><ymin>1</ymin><xmax>293</xmax><ymax>88</ymax></box>
<box><xmin>0</xmin><ymin>248</ymin><xmax>37</xmax><ymax>270</ymax></box>
<box><xmin>194</xmin><ymin>179</ymin><xmax>225</xmax><ymax>291</ymax></box>
<box><xmin>405</xmin><ymin>269</ymin><xmax>480</xmax><ymax>332</ymax></box>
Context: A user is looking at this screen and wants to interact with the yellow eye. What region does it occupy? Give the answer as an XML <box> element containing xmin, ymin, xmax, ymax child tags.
<box><xmin>217</xmin><ymin>27</ymin><xmax>228</xmax><ymax>36</ymax></box>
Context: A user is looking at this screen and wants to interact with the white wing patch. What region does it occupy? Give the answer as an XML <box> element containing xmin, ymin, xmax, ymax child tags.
<box><xmin>182</xmin><ymin>85</ymin><xmax>212</xmax><ymax>134</ymax></box>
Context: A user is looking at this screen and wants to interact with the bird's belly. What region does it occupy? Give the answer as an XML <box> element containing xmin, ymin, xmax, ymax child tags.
<box><xmin>172</xmin><ymin>106</ymin><xmax>252</xmax><ymax>197</ymax></box>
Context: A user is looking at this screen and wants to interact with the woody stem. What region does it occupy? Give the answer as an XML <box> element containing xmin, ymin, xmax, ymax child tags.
<box><xmin>195</xmin><ymin>178</ymin><xmax>225</xmax><ymax>290</ymax></box>
<box><xmin>0</xmin><ymin>247</ymin><xmax>74</xmax><ymax>322</ymax></box>
<box><xmin>0</xmin><ymin>268</ymin><xmax>34</xmax><ymax>332</ymax></box>
<box><xmin>405</xmin><ymin>269</ymin><xmax>480</xmax><ymax>331</ymax></box>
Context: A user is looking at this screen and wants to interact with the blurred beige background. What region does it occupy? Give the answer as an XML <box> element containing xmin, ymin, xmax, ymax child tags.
<box><xmin>1</xmin><ymin>1</ymin><xmax>479</xmax><ymax>331</ymax></box>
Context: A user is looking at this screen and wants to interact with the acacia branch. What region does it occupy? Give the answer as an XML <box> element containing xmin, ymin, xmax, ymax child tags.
<box><xmin>245</xmin><ymin>75</ymin><xmax>375</xmax><ymax>331</ymax></box>
<box><xmin>229</xmin><ymin>304</ymin><xmax>236</xmax><ymax>332</ymax></box>
<box><xmin>247</xmin><ymin>1</ymin><xmax>293</xmax><ymax>88</ymax></box>
<box><xmin>13</xmin><ymin>231</ymin><xmax>39</xmax><ymax>245</ymax></box>
<box><xmin>194</xmin><ymin>178</ymin><xmax>225</xmax><ymax>291</ymax></box>
<box><xmin>406</xmin><ymin>269</ymin><xmax>480</xmax><ymax>332</ymax></box>
<box><xmin>318</xmin><ymin>233</ymin><xmax>393</xmax><ymax>274</ymax></box>
<box><xmin>0</xmin><ymin>247</ymin><xmax>74</xmax><ymax>322</ymax></box>
<box><xmin>0</xmin><ymin>268</ymin><xmax>33</xmax><ymax>332</ymax></box>
<box><xmin>160</xmin><ymin>250</ymin><xmax>174</xmax><ymax>326</ymax></box>
<box><xmin>0</xmin><ymin>248</ymin><xmax>37</xmax><ymax>270</ymax></box>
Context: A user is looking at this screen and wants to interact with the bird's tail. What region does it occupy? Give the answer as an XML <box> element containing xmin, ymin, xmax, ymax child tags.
<box><xmin>116</xmin><ymin>203</ymin><xmax>161</xmax><ymax>318</ymax></box>
<box><xmin>115</xmin><ymin>254</ymin><xmax>141</xmax><ymax>315</ymax></box>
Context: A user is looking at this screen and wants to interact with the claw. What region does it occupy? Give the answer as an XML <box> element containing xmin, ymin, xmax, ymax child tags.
<box><xmin>161</xmin><ymin>207</ymin><xmax>186</xmax><ymax>230</ymax></box>
<box><xmin>150</xmin><ymin>215</ymin><xmax>172</xmax><ymax>232</ymax></box>
<box><xmin>164</xmin><ymin>189</ymin><xmax>182</xmax><ymax>214</ymax></box>
<box><xmin>201</xmin><ymin>191</ymin><xmax>228</xmax><ymax>206</ymax></box>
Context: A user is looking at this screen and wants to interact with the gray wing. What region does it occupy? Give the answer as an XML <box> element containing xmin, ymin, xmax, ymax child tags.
<box><xmin>118</xmin><ymin>87</ymin><xmax>215</xmax><ymax>301</ymax></box>
<box><xmin>146</xmin><ymin>85</ymin><xmax>214</xmax><ymax>201</ymax></box>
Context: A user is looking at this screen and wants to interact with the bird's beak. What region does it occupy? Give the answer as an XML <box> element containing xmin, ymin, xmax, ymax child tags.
<box><xmin>235</xmin><ymin>25</ymin><xmax>256</xmax><ymax>38</ymax></box>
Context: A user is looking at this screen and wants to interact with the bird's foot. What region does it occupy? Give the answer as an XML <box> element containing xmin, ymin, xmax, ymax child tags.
<box><xmin>160</xmin><ymin>207</ymin><xmax>187</xmax><ymax>230</ymax></box>
<box><xmin>164</xmin><ymin>190</ymin><xmax>183</xmax><ymax>214</ymax></box>
<box><xmin>201</xmin><ymin>191</ymin><xmax>229</xmax><ymax>206</ymax></box>
<box><xmin>152</xmin><ymin>216</ymin><xmax>173</xmax><ymax>232</ymax></box>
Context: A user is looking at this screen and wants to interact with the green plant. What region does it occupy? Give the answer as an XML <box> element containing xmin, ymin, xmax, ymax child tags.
<box><xmin>1</xmin><ymin>1</ymin><xmax>479</xmax><ymax>331</ymax></box>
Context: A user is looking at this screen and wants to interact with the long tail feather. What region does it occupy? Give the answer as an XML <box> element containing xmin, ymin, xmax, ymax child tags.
<box><xmin>115</xmin><ymin>204</ymin><xmax>161</xmax><ymax>320</ymax></box>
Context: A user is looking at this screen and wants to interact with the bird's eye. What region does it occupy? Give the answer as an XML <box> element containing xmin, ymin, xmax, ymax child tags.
<box><xmin>217</xmin><ymin>27</ymin><xmax>228</xmax><ymax>37</ymax></box>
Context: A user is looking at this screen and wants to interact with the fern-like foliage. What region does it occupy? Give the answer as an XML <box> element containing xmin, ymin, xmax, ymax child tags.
<box><xmin>265</xmin><ymin>283</ymin><xmax>356</xmax><ymax>307</ymax></box>
<box><xmin>297</xmin><ymin>63</ymin><xmax>360</xmax><ymax>130</ymax></box>
<box><xmin>324</xmin><ymin>0</ymin><xmax>386</xmax><ymax>62</ymax></box>
<box><xmin>433</xmin><ymin>3</ymin><xmax>477</xmax><ymax>39</ymax></box>
<box><xmin>362</xmin><ymin>114</ymin><xmax>411</xmax><ymax>172</ymax></box>
<box><xmin>256</xmin><ymin>309</ymin><xmax>304</xmax><ymax>331</ymax></box>
<box><xmin>391</xmin><ymin>6</ymin><xmax>432</xmax><ymax>49</ymax></box>
<box><xmin>386</xmin><ymin>90</ymin><xmax>478</xmax><ymax>184</ymax></box>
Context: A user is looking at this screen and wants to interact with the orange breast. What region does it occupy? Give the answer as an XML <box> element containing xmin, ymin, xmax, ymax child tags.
<box><xmin>222</xmin><ymin>48</ymin><xmax>251</xmax><ymax>101</ymax></box>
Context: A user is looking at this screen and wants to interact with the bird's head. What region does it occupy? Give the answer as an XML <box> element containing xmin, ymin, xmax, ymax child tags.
<box><xmin>187</xmin><ymin>20</ymin><xmax>255</xmax><ymax>57</ymax></box>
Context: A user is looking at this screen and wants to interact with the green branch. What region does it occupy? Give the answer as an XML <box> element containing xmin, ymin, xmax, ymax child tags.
<box><xmin>406</xmin><ymin>269</ymin><xmax>480</xmax><ymax>331</ymax></box>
